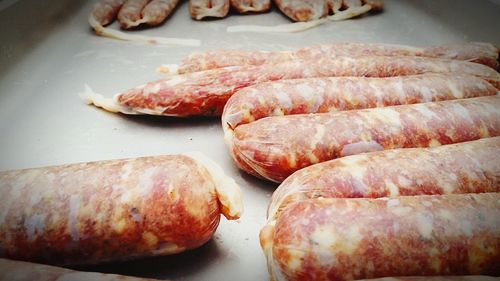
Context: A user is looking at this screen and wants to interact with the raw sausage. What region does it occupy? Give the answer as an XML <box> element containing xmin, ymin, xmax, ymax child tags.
<box><xmin>222</xmin><ymin>73</ymin><xmax>499</xmax><ymax>131</ymax></box>
<box><xmin>0</xmin><ymin>152</ymin><xmax>242</xmax><ymax>265</ymax></box>
<box><xmin>0</xmin><ymin>258</ymin><xmax>162</xmax><ymax>281</ymax></box>
<box><xmin>230</xmin><ymin>0</ymin><xmax>271</xmax><ymax>12</ymax></box>
<box><xmin>82</xmin><ymin>56</ymin><xmax>500</xmax><ymax>117</ymax></box>
<box><xmin>230</xmin><ymin>96</ymin><xmax>500</xmax><ymax>182</ymax></box>
<box><xmin>177</xmin><ymin>42</ymin><xmax>499</xmax><ymax>73</ymax></box>
<box><xmin>260</xmin><ymin>193</ymin><xmax>500</xmax><ymax>281</ymax></box>
<box><xmin>190</xmin><ymin>0</ymin><xmax>230</xmax><ymax>19</ymax></box>
<box><xmin>268</xmin><ymin>137</ymin><xmax>500</xmax><ymax>220</ymax></box>
<box><xmin>222</xmin><ymin>74</ymin><xmax>498</xmax><ymax>179</ymax></box>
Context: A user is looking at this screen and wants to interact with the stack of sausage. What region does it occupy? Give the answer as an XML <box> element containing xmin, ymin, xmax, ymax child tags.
<box><xmin>82</xmin><ymin>41</ymin><xmax>500</xmax><ymax>280</ymax></box>
<box><xmin>89</xmin><ymin>0</ymin><xmax>383</xmax><ymax>29</ymax></box>
<box><xmin>213</xmin><ymin>43</ymin><xmax>499</xmax><ymax>280</ymax></box>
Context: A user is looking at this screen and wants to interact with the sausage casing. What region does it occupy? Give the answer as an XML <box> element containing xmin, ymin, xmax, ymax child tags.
<box><xmin>261</xmin><ymin>193</ymin><xmax>500</xmax><ymax>281</ymax></box>
<box><xmin>178</xmin><ymin>42</ymin><xmax>499</xmax><ymax>74</ymax></box>
<box><xmin>231</xmin><ymin>96</ymin><xmax>500</xmax><ymax>182</ymax></box>
<box><xmin>268</xmin><ymin>137</ymin><xmax>500</xmax><ymax>220</ymax></box>
<box><xmin>0</xmin><ymin>152</ymin><xmax>242</xmax><ymax>265</ymax></box>
<box><xmin>84</xmin><ymin>56</ymin><xmax>499</xmax><ymax>117</ymax></box>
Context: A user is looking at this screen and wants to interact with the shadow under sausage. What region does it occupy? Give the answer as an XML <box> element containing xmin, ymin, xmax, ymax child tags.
<box><xmin>72</xmin><ymin>239</ymin><xmax>222</xmax><ymax>280</ymax></box>
<box><xmin>117</xmin><ymin>112</ymin><xmax>222</xmax><ymax>130</ymax></box>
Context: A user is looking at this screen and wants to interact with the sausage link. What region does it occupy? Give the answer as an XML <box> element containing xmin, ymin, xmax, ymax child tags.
<box><xmin>0</xmin><ymin>258</ymin><xmax>161</xmax><ymax>281</ymax></box>
<box><xmin>222</xmin><ymin>73</ymin><xmax>499</xmax><ymax>131</ymax></box>
<box><xmin>230</xmin><ymin>0</ymin><xmax>271</xmax><ymax>12</ymax></box>
<box><xmin>222</xmin><ymin>74</ymin><xmax>498</xmax><ymax>179</ymax></box>
<box><xmin>141</xmin><ymin>0</ymin><xmax>179</xmax><ymax>26</ymax></box>
<box><xmin>231</xmin><ymin>96</ymin><xmax>500</xmax><ymax>182</ymax></box>
<box><xmin>261</xmin><ymin>193</ymin><xmax>500</xmax><ymax>281</ymax></box>
<box><xmin>0</xmin><ymin>153</ymin><xmax>242</xmax><ymax>265</ymax></box>
<box><xmin>177</xmin><ymin>42</ymin><xmax>499</xmax><ymax>73</ymax></box>
<box><xmin>85</xmin><ymin>56</ymin><xmax>499</xmax><ymax>117</ymax></box>
<box><xmin>189</xmin><ymin>0</ymin><xmax>230</xmax><ymax>20</ymax></box>
<box><xmin>273</xmin><ymin>0</ymin><xmax>329</xmax><ymax>22</ymax></box>
<box><xmin>268</xmin><ymin>137</ymin><xmax>500</xmax><ymax>220</ymax></box>
<box><xmin>117</xmin><ymin>0</ymin><xmax>150</xmax><ymax>29</ymax></box>
<box><xmin>90</xmin><ymin>0</ymin><xmax>126</xmax><ymax>26</ymax></box>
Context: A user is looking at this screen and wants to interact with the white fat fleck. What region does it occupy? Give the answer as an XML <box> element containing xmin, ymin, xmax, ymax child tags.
<box><xmin>447</xmin><ymin>81</ymin><xmax>464</xmax><ymax>99</ymax></box>
<box><xmin>120</xmin><ymin>190</ymin><xmax>133</xmax><ymax>204</ymax></box>
<box><xmin>121</xmin><ymin>162</ymin><xmax>134</xmax><ymax>181</ymax></box>
<box><xmin>68</xmin><ymin>195</ymin><xmax>81</xmax><ymax>241</ymax></box>
<box><xmin>297</xmin><ymin>84</ymin><xmax>315</xmax><ymax>101</ymax></box>
<box><xmin>420</xmin><ymin>86</ymin><xmax>434</xmax><ymax>102</ymax></box>
<box><xmin>24</xmin><ymin>214</ymin><xmax>46</xmax><ymax>242</ymax></box>
<box><xmin>437</xmin><ymin>177</ymin><xmax>456</xmax><ymax>194</ymax></box>
<box><xmin>276</xmin><ymin>92</ymin><xmax>293</xmax><ymax>110</ymax></box>
<box><xmin>422</xmin><ymin>201</ymin><xmax>433</xmax><ymax>207</ymax></box>
<box><xmin>145</xmin><ymin>83</ymin><xmax>162</xmax><ymax>95</ymax></box>
<box><xmin>286</xmin><ymin>249</ymin><xmax>305</xmax><ymax>271</ymax></box>
<box><xmin>311</xmin><ymin>226</ymin><xmax>337</xmax><ymax>250</ymax></box>
<box><xmin>272</xmin><ymin>107</ymin><xmax>284</xmax><ymax>116</ymax></box>
<box><xmin>341</xmin><ymin>141</ymin><xmax>384</xmax><ymax>157</ymax></box>
<box><xmin>394</xmin><ymin>78</ymin><xmax>406</xmax><ymax>104</ymax></box>
<box><xmin>385</xmin><ymin>179</ymin><xmax>400</xmax><ymax>196</ymax></box>
<box><xmin>372</xmin><ymin>108</ymin><xmax>402</xmax><ymax>129</ymax></box>
<box><xmin>370</xmin><ymin>83</ymin><xmax>385</xmax><ymax>105</ymax></box>
<box><xmin>414</xmin><ymin>103</ymin><xmax>440</xmax><ymax>120</ymax></box>
<box><xmin>306</xmin><ymin>151</ymin><xmax>319</xmax><ymax>164</ymax></box>
<box><xmin>165</xmin><ymin>75</ymin><xmax>186</xmax><ymax>86</ymax></box>
<box><xmin>452</xmin><ymin>103</ymin><xmax>474</xmax><ymax>124</ymax></box>
<box><xmin>416</xmin><ymin>213</ymin><xmax>434</xmax><ymax>240</ymax></box>
<box><xmin>387</xmin><ymin>198</ymin><xmax>400</xmax><ymax>207</ymax></box>
<box><xmin>392</xmin><ymin>206</ymin><xmax>412</xmax><ymax>216</ymax></box>
<box><xmin>460</xmin><ymin>220</ymin><xmax>473</xmax><ymax>237</ymax></box>
<box><xmin>311</xmin><ymin>93</ymin><xmax>324</xmax><ymax>113</ymax></box>
<box><xmin>309</xmin><ymin>124</ymin><xmax>326</xmax><ymax>148</ymax></box>
<box><xmin>30</xmin><ymin>193</ymin><xmax>42</xmax><ymax>206</ymax></box>
<box><xmin>397</xmin><ymin>175</ymin><xmax>411</xmax><ymax>187</ymax></box>
<box><xmin>138</xmin><ymin>167</ymin><xmax>160</xmax><ymax>198</ymax></box>
<box><xmin>429</xmin><ymin>139</ymin><xmax>442</xmax><ymax>147</ymax></box>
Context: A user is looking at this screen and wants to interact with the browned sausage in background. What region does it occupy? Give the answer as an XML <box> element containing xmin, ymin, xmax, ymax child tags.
<box><xmin>177</xmin><ymin>42</ymin><xmax>499</xmax><ymax>74</ymax></box>
<box><xmin>273</xmin><ymin>0</ymin><xmax>329</xmax><ymax>22</ymax></box>
<box><xmin>141</xmin><ymin>0</ymin><xmax>180</xmax><ymax>26</ymax></box>
<box><xmin>230</xmin><ymin>0</ymin><xmax>271</xmax><ymax>12</ymax></box>
<box><xmin>0</xmin><ymin>258</ymin><xmax>162</xmax><ymax>281</ymax></box>
<box><xmin>261</xmin><ymin>193</ymin><xmax>500</xmax><ymax>281</ymax></box>
<box><xmin>231</xmin><ymin>96</ymin><xmax>500</xmax><ymax>182</ymax></box>
<box><xmin>0</xmin><ymin>152</ymin><xmax>242</xmax><ymax>265</ymax></box>
<box><xmin>268</xmin><ymin>137</ymin><xmax>500</xmax><ymax>220</ymax></box>
<box><xmin>90</xmin><ymin>0</ymin><xmax>180</xmax><ymax>29</ymax></box>
<box><xmin>117</xmin><ymin>0</ymin><xmax>150</xmax><ymax>28</ymax></box>
<box><xmin>90</xmin><ymin>0</ymin><xmax>126</xmax><ymax>26</ymax></box>
<box><xmin>190</xmin><ymin>0</ymin><xmax>230</xmax><ymax>19</ymax></box>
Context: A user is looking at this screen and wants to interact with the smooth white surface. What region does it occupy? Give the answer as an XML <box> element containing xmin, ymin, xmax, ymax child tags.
<box><xmin>0</xmin><ymin>0</ymin><xmax>499</xmax><ymax>280</ymax></box>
